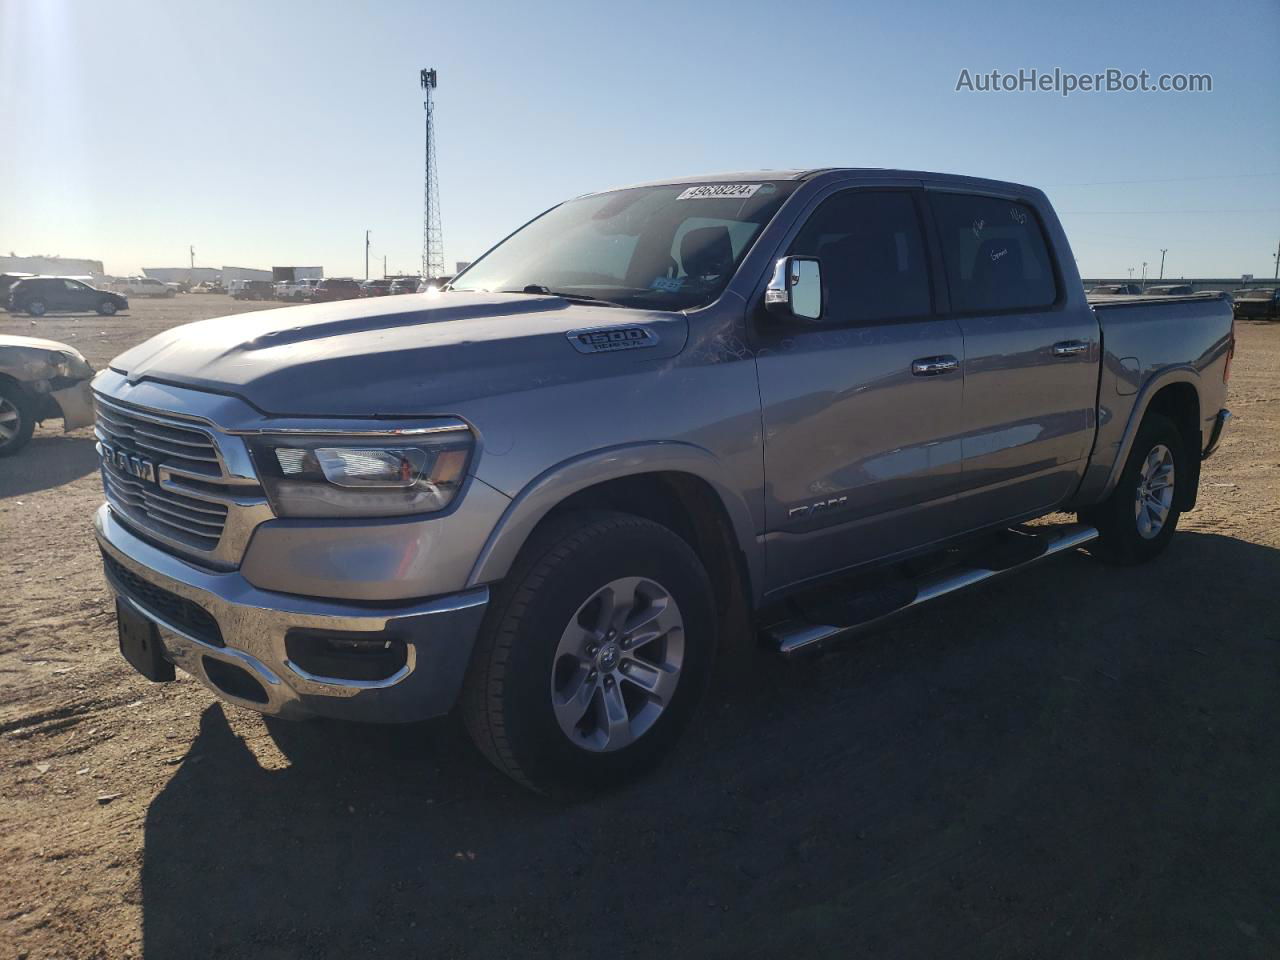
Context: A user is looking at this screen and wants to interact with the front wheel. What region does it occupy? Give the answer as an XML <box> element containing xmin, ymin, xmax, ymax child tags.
<box><xmin>97</xmin><ymin>299</ymin><xmax>118</xmax><ymax>316</ymax></box>
<box><xmin>1081</xmin><ymin>412</ymin><xmax>1187</xmax><ymax>564</ymax></box>
<box><xmin>462</xmin><ymin>510</ymin><xmax>716</xmax><ymax>795</ymax></box>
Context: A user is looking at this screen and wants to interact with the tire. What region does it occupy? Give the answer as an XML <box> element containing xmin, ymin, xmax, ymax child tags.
<box><xmin>462</xmin><ymin>510</ymin><xmax>717</xmax><ymax>796</ymax></box>
<box><xmin>0</xmin><ymin>382</ymin><xmax>35</xmax><ymax>457</ymax></box>
<box><xmin>26</xmin><ymin>300</ymin><xmax>46</xmax><ymax>317</ymax></box>
<box><xmin>97</xmin><ymin>299</ymin><xmax>118</xmax><ymax>316</ymax></box>
<box><xmin>1081</xmin><ymin>412</ymin><xmax>1186</xmax><ymax>564</ymax></box>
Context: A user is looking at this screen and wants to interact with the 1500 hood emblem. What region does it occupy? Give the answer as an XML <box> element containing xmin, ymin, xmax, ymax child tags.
<box><xmin>567</xmin><ymin>326</ymin><xmax>657</xmax><ymax>354</ymax></box>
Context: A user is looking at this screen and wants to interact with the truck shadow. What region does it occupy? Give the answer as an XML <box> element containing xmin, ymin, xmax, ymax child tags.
<box><xmin>0</xmin><ymin>431</ymin><xmax>99</xmax><ymax>497</ymax></box>
<box><xmin>138</xmin><ymin>530</ymin><xmax>1280</xmax><ymax>959</ymax></box>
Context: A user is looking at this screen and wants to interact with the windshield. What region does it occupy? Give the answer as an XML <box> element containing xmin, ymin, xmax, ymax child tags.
<box><xmin>450</xmin><ymin>181</ymin><xmax>799</xmax><ymax>310</ymax></box>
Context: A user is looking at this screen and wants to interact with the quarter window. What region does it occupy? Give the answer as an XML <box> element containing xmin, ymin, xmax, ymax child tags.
<box><xmin>789</xmin><ymin>191</ymin><xmax>931</xmax><ymax>323</ymax></box>
<box><xmin>929</xmin><ymin>193</ymin><xmax>1057</xmax><ymax>312</ymax></box>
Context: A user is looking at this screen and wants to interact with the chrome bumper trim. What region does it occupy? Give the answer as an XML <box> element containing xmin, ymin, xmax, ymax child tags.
<box><xmin>95</xmin><ymin>504</ymin><xmax>488</xmax><ymax>722</ymax></box>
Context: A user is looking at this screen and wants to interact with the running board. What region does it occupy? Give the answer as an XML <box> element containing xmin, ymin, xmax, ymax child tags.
<box><xmin>768</xmin><ymin>524</ymin><xmax>1098</xmax><ymax>657</ymax></box>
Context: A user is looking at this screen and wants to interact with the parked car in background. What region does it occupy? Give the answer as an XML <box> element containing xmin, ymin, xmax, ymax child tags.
<box><xmin>310</xmin><ymin>277</ymin><xmax>362</xmax><ymax>302</ymax></box>
<box><xmin>191</xmin><ymin>281</ymin><xmax>226</xmax><ymax>294</ymax></box>
<box><xmin>274</xmin><ymin>278</ymin><xmax>318</xmax><ymax>302</ymax></box>
<box><xmin>1232</xmin><ymin>286</ymin><xmax>1280</xmax><ymax>320</ymax></box>
<box><xmin>7</xmin><ymin>277</ymin><xmax>129</xmax><ymax>316</ymax></box>
<box><xmin>389</xmin><ymin>278</ymin><xmax>419</xmax><ymax>295</ymax></box>
<box><xmin>0</xmin><ymin>334</ymin><xmax>95</xmax><ymax>456</ymax></box>
<box><xmin>1145</xmin><ymin>284</ymin><xmax>1195</xmax><ymax>296</ymax></box>
<box><xmin>233</xmin><ymin>280</ymin><xmax>277</xmax><ymax>301</ymax></box>
<box><xmin>120</xmin><ymin>276</ymin><xmax>176</xmax><ymax>298</ymax></box>
<box><xmin>360</xmin><ymin>279</ymin><xmax>395</xmax><ymax>297</ymax></box>
<box><xmin>1087</xmin><ymin>283</ymin><xmax>1144</xmax><ymax>295</ymax></box>
<box><xmin>92</xmin><ymin>168</ymin><xmax>1233</xmax><ymax>795</ymax></box>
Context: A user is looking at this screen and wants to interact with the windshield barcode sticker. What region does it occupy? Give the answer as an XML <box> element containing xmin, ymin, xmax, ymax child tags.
<box><xmin>676</xmin><ymin>183</ymin><xmax>762</xmax><ymax>201</ymax></box>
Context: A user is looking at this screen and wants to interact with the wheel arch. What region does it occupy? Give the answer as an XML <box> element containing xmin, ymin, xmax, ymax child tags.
<box><xmin>1105</xmin><ymin>370</ymin><xmax>1202</xmax><ymax>511</ymax></box>
<box><xmin>467</xmin><ymin>444</ymin><xmax>761</xmax><ymax>621</ymax></box>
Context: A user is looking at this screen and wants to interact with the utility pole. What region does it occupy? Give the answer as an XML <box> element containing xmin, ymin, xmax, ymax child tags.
<box><xmin>1141</xmin><ymin>261</ymin><xmax>1148</xmax><ymax>289</ymax></box>
<box><xmin>1128</xmin><ymin>266</ymin><xmax>1134</xmax><ymax>279</ymax></box>
<box><xmin>420</xmin><ymin>68</ymin><xmax>444</xmax><ymax>281</ymax></box>
<box><xmin>383</xmin><ymin>255</ymin><xmax>387</xmax><ymax>279</ymax></box>
<box><xmin>1273</xmin><ymin>237</ymin><xmax>1279</xmax><ymax>280</ymax></box>
<box><xmin>189</xmin><ymin>245</ymin><xmax>195</xmax><ymax>271</ymax></box>
<box><xmin>365</xmin><ymin>230</ymin><xmax>370</xmax><ymax>281</ymax></box>
<box><xmin>1159</xmin><ymin>249</ymin><xmax>1167</xmax><ymax>280</ymax></box>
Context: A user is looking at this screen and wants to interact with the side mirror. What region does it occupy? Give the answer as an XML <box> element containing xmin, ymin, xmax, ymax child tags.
<box><xmin>764</xmin><ymin>256</ymin><xmax>822</xmax><ymax>322</ymax></box>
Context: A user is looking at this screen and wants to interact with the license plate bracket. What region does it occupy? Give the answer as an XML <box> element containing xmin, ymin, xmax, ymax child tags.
<box><xmin>116</xmin><ymin>599</ymin><xmax>175</xmax><ymax>682</ymax></box>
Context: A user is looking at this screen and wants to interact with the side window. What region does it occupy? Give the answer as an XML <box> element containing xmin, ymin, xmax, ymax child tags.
<box><xmin>929</xmin><ymin>193</ymin><xmax>1057</xmax><ymax>313</ymax></box>
<box><xmin>63</xmin><ymin>280</ymin><xmax>82</xmax><ymax>291</ymax></box>
<box><xmin>790</xmin><ymin>191</ymin><xmax>931</xmax><ymax>323</ymax></box>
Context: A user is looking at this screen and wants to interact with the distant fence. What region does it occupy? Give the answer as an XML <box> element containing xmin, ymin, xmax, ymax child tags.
<box><xmin>1083</xmin><ymin>278</ymin><xmax>1279</xmax><ymax>293</ymax></box>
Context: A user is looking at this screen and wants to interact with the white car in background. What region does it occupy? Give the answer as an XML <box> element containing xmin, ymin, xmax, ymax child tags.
<box><xmin>122</xmin><ymin>276</ymin><xmax>176</xmax><ymax>298</ymax></box>
<box><xmin>275</xmin><ymin>278</ymin><xmax>319</xmax><ymax>302</ymax></box>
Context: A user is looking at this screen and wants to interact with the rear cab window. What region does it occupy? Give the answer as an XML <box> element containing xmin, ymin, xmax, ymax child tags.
<box><xmin>928</xmin><ymin>192</ymin><xmax>1058</xmax><ymax>313</ymax></box>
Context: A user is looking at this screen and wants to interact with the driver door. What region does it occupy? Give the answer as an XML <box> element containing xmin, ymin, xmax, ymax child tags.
<box><xmin>755</xmin><ymin>187</ymin><xmax>967</xmax><ymax>593</ymax></box>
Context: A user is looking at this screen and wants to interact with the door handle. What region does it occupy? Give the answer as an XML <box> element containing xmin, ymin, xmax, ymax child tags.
<box><xmin>911</xmin><ymin>356</ymin><xmax>959</xmax><ymax>376</ymax></box>
<box><xmin>1052</xmin><ymin>340</ymin><xmax>1090</xmax><ymax>357</ymax></box>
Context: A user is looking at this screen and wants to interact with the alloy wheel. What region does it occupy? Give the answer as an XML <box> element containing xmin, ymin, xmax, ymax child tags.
<box><xmin>550</xmin><ymin>576</ymin><xmax>685</xmax><ymax>752</ymax></box>
<box><xmin>1134</xmin><ymin>443</ymin><xmax>1175</xmax><ymax>540</ymax></box>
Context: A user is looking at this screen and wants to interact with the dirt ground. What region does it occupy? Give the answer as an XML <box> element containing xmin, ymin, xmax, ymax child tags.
<box><xmin>1</xmin><ymin>297</ymin><xmax>1277</xmax><ymax>959</ymax></box>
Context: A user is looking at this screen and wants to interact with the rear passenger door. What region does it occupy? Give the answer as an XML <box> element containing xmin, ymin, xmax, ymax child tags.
<box><xmin>926</xmin><ymin>190</ymin><xmax>1098</xmax><ymax>523</ymax></box>
<box><xmin>756</xmin><ymin>188</ymin><xmax>967</xmax><ymax>592</ymax></box>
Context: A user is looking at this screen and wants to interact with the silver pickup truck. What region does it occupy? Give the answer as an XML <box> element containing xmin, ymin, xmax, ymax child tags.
<box><xmin>92</xmin><ymin>169</ymin><xmax>1233</xmax><ymax>794</ymax></box>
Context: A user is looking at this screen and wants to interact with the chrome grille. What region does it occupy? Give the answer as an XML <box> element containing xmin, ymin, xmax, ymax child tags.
<box><xmin>101</xmin><ymin>465</ymin><xmax>228</xmax><ymax>551</ymax></box>
<box><xmin>94</xmin><ymin>396</ymin><xmax>251</xmax><ymax>561</ymax></box>
<box><xmin>94</xmin><ymin>400</ymin><xmax>222</xmax><ymax>478</ymax></box>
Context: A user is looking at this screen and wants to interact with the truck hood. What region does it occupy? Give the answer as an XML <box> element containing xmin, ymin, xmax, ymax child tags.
<box><xmin>108</xmin><ymin>292</ymin><xmax>688</xmax><ymax>417</ymax></box>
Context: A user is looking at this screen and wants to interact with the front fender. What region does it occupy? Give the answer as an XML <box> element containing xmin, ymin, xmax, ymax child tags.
<box><xmin>466</xmin><ymin>441</ymin><xmax>761</xmax><ymax>597</ymax></box>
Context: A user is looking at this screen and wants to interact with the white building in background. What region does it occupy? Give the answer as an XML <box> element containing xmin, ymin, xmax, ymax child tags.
<box><xmin>1</xmin><ymin>254</ymin><xmax>105</xmax><ymax>277</ymax></box>
<box><xmin>142</xmin><ymin>267</ymin><xmax>220</xmax><ymax>285</ymax></box>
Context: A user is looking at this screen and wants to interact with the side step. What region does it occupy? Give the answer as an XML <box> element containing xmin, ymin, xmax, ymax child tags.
<box><xmin>767</xmin><ymin>523</ymin><xmax>1098</xmax><ymax>657</ymax></box>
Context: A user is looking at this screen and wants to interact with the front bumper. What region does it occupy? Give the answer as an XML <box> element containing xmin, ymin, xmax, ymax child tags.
<box><xmin>51</xmin><ymin>378</ymin><xmax>95</xmax><ymax>430</ymax></box>
<box><xmin>94</xmin><ymin>504</ymin><xmax>489</xmax><ymax>722</ymax></box>
<box><xmin>1202</xmin><ymin>408</ymin><xmax>1232</xmax><ymax>460</ymax></box>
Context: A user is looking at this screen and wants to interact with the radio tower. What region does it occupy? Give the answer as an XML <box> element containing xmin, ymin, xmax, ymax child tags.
<box><xmin>419</xmin><ymin>68</ymin><xmax>444</xmax><ymax>281</ymax></box>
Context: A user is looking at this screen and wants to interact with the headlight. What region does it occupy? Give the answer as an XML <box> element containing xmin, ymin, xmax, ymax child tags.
<box><xmin>248</xmin><ymin>431</ymin><xmax>473</xmax><ymax>518</ymax></box>
<box><xmin>46</xmin><ymin>349</ymin><xmax>91</xmax><ymax>379</ymax></box>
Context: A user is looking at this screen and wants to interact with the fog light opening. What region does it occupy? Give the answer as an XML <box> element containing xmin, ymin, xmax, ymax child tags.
<box><xmin>285</xmin><ymin>630</ymin><xmax>408</xmax><ymax>683</ymax></box>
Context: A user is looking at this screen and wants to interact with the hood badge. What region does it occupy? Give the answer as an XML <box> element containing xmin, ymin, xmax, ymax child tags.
<box><xmin>568</xmin><ymin>326</ymin><xmax>657</xmax><ymax>355</ymax></box>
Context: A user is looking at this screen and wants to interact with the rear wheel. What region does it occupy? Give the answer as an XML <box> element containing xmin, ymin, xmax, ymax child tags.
<box><xmin>26</xmin><ymin>300</ymin><xmax>46</xmax><ymax>317</ymax></box>
<box><xmin>0</xmin><ymin>383</ymin><xmax>34</xmax><ymax>457</ymax></box>
<box><xmin>462</xmin><ymin>510</ymin><xmax>716</xmax><ymax>795</ymax></box>
<box><xmin>1082</xmin><ymin>413</ymin><xmax>1186</xmax><ymax>564</ymax></box>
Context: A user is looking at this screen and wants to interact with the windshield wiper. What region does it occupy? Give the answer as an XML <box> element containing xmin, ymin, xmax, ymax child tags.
<box><xmin>500</xmin><ymin>284</ymin><xmax>621</xmax><ymax>306</ymax></box>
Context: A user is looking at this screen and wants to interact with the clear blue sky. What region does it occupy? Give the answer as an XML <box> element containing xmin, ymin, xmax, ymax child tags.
<box><xmin>1</xmin><ymin>0</ymin><xmax>1277</xmax><ymax>280</ymax></box>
